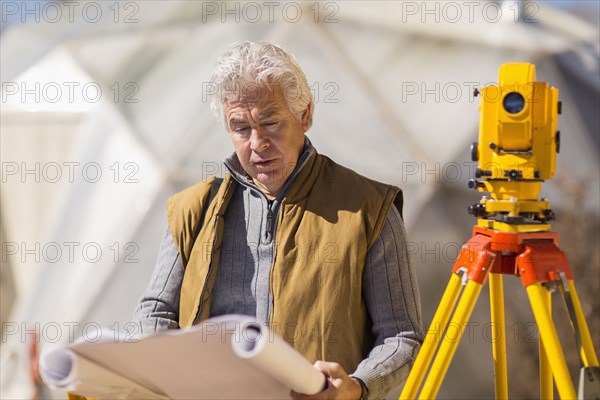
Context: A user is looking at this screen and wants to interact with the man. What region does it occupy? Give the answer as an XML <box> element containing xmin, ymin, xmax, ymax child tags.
<box><xmin>134</xmin><ymin>41</ymin><xmax>423</xmax><ymax>400</ymax></box>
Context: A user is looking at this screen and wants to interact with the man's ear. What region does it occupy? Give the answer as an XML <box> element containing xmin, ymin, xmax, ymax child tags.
<box><xmin>301</xmin><ymin>101</ymin><xmax>313</xmax><ymax>132</ymax></box>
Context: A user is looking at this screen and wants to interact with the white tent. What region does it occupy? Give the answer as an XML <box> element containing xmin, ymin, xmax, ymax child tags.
<box><xmin>1</xmin><ymin>1</ymin><xmax>598</xmax><ymax>398</ymax></box>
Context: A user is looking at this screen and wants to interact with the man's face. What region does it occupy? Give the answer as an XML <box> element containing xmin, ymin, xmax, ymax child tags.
<box><xmin>224</xmin><ymin>84</ymin><xmax>311</xmax><ymax>199</ymax></box>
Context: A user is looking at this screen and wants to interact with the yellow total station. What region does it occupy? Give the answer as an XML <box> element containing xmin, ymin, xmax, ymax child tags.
<box><xmin>469</xmin><ymin>63</ymin><xmax>560</xmax><ymax>230</ymax></box>
<box><xmin>400</xmin><ymin>63</ymin><xmax>599</xmax><ymax>400</ymax></box>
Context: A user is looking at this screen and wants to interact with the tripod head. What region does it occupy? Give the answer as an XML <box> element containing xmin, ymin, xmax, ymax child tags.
<box><xmin>468</xmin><ymin>63</ymin><xmax>561</xmax><ymax>229</ymax></box>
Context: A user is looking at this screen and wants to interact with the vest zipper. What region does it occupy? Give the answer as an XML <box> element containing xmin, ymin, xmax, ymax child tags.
<box><xmin>193</xmin><ymin>214</ymin><xmax>221</xmax><ymax>325</ymax></box>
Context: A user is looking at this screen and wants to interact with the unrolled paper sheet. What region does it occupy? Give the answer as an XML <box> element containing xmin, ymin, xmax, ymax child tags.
<box><xmin>39</xmin><ymin>315</ymin><xmax>327</xmax><ymax>399</ymax></box>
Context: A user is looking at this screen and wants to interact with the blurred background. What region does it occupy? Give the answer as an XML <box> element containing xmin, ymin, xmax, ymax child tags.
<box><xmin>1</xmin><ymin>0</ymin><xmax>598</xmax><ymax>398</ymax></box>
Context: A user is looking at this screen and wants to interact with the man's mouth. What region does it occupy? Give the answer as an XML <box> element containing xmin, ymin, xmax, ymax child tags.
<box><xmin>254</xmin><ymin>159</ymin><xmax>277</xmax><ymax>169</ymax></box>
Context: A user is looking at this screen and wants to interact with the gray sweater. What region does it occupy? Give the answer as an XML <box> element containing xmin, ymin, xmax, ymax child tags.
<box><xmin>133</xmin><ymin>143</ymin><xmax>423</xmax><ymax>399</ymax></box>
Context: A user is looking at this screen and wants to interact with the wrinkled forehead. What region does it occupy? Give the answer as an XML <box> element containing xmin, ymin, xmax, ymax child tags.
<box><xmin>223</xmin><ymin>83</ymin><xmax>289</xmax><ymax>116</ymax></box>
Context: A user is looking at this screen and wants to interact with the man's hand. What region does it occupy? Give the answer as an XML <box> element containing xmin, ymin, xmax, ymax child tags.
<box><xmin>290</xmin><ymin>361</ymin><xmax>363</xmax><ymax>400</ymax></box>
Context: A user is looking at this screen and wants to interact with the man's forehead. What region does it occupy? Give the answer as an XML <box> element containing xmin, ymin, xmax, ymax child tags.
<box><xmin>225</xmin><ymin>95</ymin><xmax>287</xmax><ymax>120</ymax></box>
<box><xmin>226</xmin><ymin>107</ymin><xmax>284</xmax><ymax>125</ymax></box>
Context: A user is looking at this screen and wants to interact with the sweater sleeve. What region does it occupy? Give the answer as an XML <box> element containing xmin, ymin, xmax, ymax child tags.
<box><xmin>132</xmin><ymin>226</ymin><xmax>183</xmax><ymax>335</ymax></box>
<box><xmin>350</xmin><ymin>206</ymin><xmax>424</xmax><ymax>399</ymax></box>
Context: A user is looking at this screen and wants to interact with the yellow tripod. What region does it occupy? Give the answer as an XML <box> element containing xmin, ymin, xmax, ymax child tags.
<box><xmin>400</xmin><ymin>63</ymin><xmax>599</xmax><ymax>399</ymax></box>
<box><xmin>399</xmin><ymin>222</ymin><xmax>599</xmax><ymax>399</ymax></box>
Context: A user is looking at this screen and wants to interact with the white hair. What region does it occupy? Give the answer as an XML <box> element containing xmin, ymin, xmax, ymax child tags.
<box><xmin>209</xmin><ymin>41</ymin><xmax>314</xmax><ymax>126</ymax></box>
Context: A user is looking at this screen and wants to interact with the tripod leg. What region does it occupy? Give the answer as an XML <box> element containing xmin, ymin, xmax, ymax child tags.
<box><xmin>400</xmin><ymin>273</ymin><xmax>463</xmax><ymax>400</ymax></box>
<box><xmin>539</xmin><ymin>288</ymin><xmax>553</xmax><ymax>400</ymax></box>
<box><xmin>566</xmin><ymin>281</ymin><xmax>599</xmax><ymax>367</ymax></box>
<box><xmin>527</xmin><ymin>282</ymin><xmax>577</xmax><ymax>399</ymax></box>
<box><xmin>489</xmin><ymin>273</ymin><xmax>508</xmax><ymax>399</ymax></box>
<box><xmin>420</xmin><ymin>280</ymin><xmax>483</xmax><ymax>399</ymax></box>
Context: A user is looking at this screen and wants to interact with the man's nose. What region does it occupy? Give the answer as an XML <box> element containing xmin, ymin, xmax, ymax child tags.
<box><xmin>250</xmin><ymin>126</ymin><xmax>270</xmax><ymax>152</ymax></box>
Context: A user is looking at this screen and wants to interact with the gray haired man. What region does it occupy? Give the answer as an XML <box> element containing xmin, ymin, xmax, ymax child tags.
<box><xmin>134</xmin><ymin>42</ymin><xmax>423</xmax><ymax>400</ymax></box>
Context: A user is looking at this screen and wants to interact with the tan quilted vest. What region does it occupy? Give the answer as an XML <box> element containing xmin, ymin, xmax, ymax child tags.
<box><xmin>167</xmin><ymin>151</ymin><xmax>402</xmax><ymax>372</ymax></box>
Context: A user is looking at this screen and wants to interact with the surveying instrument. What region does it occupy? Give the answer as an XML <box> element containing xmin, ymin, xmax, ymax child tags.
<box><xmin>400</xmin><ymin>63</ymin><xmax>599</xmax><ymax>399</ymax></box>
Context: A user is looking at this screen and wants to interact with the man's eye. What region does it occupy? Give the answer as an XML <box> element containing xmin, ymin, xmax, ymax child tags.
<box><xmin>264</xmin><ymin>121</ymin><xmax>279</xmax><ymax>127</ymax></box>
<box><xmin>233</xmin><ymin>127</ymin><xmax>250</xmax><ymax>133</ymax></box>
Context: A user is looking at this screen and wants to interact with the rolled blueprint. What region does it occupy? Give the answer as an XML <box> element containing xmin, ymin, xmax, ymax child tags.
<box><xmin>231</xmin><ymin>322</ymin><xmax>326</xmax><ymax>395</ymax></box>
<box><xmin>40</xmin><ymin>344</ymin><xmax>168</xmax><ymax>399</ymax></box>
<box><xmin>39</xmin><ymin>315</ymin><xmax>326</xmax><ymax>399</ymax></box>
